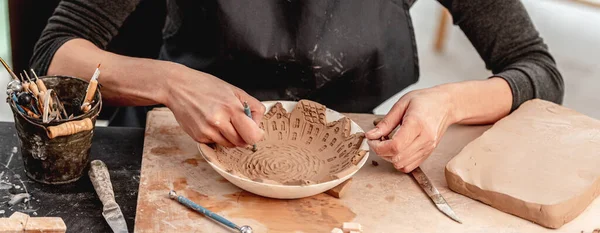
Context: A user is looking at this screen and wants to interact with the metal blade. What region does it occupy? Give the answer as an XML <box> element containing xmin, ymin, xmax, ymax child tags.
<box><xmin>411</xmin><ymin>167</ymin><xmax>462</xmax><ymax>224</ymax></box>
<box><xmin>102</xmin><ymin>202</ymin><xmax>129</xmax><ymax>233</ymax></box>
<box><xmin>371</xmin><ymin>118</ymin><xmax>461</xmax><ymax>223</ymax></box>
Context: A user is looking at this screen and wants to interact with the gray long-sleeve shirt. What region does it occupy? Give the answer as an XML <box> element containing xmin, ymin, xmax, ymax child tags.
<box><xmin>30</xmin><ymin>0</ymin><xmax>564</xmax><ymax>112</ymax></box>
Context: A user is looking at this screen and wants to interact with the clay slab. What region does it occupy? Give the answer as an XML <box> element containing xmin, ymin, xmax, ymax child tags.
<box><xmin>446</xmin><ymin>99</ymin><xmax>600</xmax><ymax>228</ymax></box>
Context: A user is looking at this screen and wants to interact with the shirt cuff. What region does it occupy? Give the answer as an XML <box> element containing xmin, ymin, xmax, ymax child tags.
<box><xmin>490</xmin><ymin>68</ymin><xmax>534</xmax><ymax>112</ymax></box>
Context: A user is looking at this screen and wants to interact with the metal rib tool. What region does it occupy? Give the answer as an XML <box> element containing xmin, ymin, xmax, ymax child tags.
<box><xmin>373</xmin><ymin>117</ymin><xmax>462</xmax><ymax>223</ymax></box>
<box><xmin>411</xmin><ymin>167</ymin><xmax>462</xmax><ymax>223</ymax></box>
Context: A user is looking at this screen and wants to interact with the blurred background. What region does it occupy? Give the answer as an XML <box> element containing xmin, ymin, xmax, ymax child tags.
<box><xmin>0</xmin><ymin>0</ymin><xmax>599</xmax><ymax>124</ymax></box>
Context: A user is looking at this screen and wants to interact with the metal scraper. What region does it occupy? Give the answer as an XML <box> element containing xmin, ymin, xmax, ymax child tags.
<box><xmin>373</xmin><ymin>117</ymin><xmax>462</xmax><ymax>223</ymax></box>
<box><xmin>89</xmin><ymin>160</ymin><xmax>130</xmax><ymax>233</ymax></box>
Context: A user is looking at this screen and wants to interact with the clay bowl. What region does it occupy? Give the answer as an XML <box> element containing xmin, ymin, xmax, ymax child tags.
<box><xmin>198</xmin><ymin>100</ymin><xmax>370</xmax><ymax>199</ymax></box>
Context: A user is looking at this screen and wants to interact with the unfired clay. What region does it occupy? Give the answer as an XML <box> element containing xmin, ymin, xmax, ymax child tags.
<box><xmin>446</xmin><ymin>99</ymin><xmax>600</xmax><ymax>229</ymax></box>
<box><xmin>199</xmin><ymin>100</ymin><xmax>369</xmax><ymax>199</ymax></box>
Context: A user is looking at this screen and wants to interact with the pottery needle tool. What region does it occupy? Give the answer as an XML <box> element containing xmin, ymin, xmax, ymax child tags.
<box><xmin>373</xmin><ymin>117</ymin><xmax>462</xmax><ymax>224</ymax></box>
<box><xmin>81</xmin><ymin>64</ymin><xmax>100</xmax><ymax>113</ymax></box>
<box><xmin>30</xmin><ymin>69</ymin><xmax>56</xmax><ymax>111</ymax></box>
<box><xmin>243</xmin><ymin>102</ymin><xmax>257</xmax><ymax>152</ymax></box>
<box><xmin>24</xmin><ymin>72</ymin><xmax>40</xmax><ymax>96</ymax></box>
<box><xmin>34</xmin><ymin>73</ymin><xmax>67</xmax><ymax>119</ymax></box>
<box><xmin>30</xmin><ymin>69</ymin><xmax>48</xmax><ymax>93</ymax></box>
<box><xmin>19</xmin><ymin>73</ymin><xmax>30</xmax><ymax>93</ymax></box>
<box><xmin>168</xmin><ymin>190</ymin><xmax>253</xmax><ymax>233</ymax></box>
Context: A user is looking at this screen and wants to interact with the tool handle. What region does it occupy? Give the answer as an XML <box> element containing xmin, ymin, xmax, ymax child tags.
<box><xmin>22</xmin><ymin>82</ymin><xmax>30</xmax><ymax>92</ymax></box>
<box><xmin>47</xmin><ymin>118</ymin><xmax>93</xmax><ymax>139</ymax></box>
<box><xmin>82</xmin><ymin>79</ymin><xmax>98</xmax><ymax>112</ymax></box>
<box><xmin>36</xmin><ymin>78</ymin><xmax>48</xmax><ymax>93</ymax></box>
<box><xmin>88</xmin><ymin>160</ymin><xmax>116</xmax><ymax>206</ymax></box>
<box><xmin>22</xmin><ymin>106</ymin><xmax>40</xmax><ymax>119</ymax></box>
<box><xmin>11</xmin><ymin>94</ymin><xmax>25</xmax><ymax>114</ymax></box>
<box><xmin>29</xmin><ymin>82</ymin><xmax>40</xmax><ymax>96</ymax></box>
<box><xmin>176</xmin><ymin>195</ymin><xmax>239</xmax><ymax>230</ymax></box>
<box><xmin>411</xmin><ymin>167</ymin><xmax>439</xmax><ymax>196</ymax></box>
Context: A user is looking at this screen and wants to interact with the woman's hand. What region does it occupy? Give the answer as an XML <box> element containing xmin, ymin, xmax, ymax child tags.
<box><xmin>165</xmin><ymin>66</ymin><xmax>265</xmax><ymax>147</ymax></box>
<box><xmin>366</xmin><ymin>86</ymin><xmax>457</xmax><ymax>172</ymax></box>
<box><xmin>365</xmin><ymin>78</ymin><xmax>512</xmax><ymax>173</ymax></box>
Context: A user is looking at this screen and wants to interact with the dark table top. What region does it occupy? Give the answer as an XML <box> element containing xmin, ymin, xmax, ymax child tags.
<box><xmin>0</xmin><ymin>121</ymin><xmax>144</xmax><ymax>233</ymax></box>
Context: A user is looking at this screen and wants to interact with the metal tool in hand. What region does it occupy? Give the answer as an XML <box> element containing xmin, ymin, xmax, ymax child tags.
<box><xmin>243</xmin><ymin>102</ymin><xmax>257</xmax><ymax>152</ymax></box>
<box><xmin>169</xmin><ymin>190</ymin><xmax>253</xmax><ymax>233</ymax></box>
<box><xmin>89</xmin><ymin>160</ymin><xmax>130</xmax><ymax>233</ymax></box>
<box><xmin>373</xmin><ymin>117</ymin><xmax>462</xmax><ymax>224</ymax></box>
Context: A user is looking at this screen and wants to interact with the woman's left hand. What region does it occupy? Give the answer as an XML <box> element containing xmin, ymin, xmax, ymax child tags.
<box><xmin>365</xmin><ymin>86</ymin><xmax>458</xmax><ymax>173</ymax></box>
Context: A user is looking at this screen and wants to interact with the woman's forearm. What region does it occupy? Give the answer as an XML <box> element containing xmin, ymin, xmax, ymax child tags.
<box><xmin>48</xmin><ymin>38</ymin><xmax>176</xmax><ymax>106</ymax></box>
<box><xmin>441</xmin><ymin>77</ymin><xmax>513</xmax><ymax>125</ymax></box>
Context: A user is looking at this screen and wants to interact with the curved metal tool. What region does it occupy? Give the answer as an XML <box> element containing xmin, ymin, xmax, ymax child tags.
<box><xmin>373</xmin><ymin>117</ymin><xmax>462</xmax><ymax>224</ymax></box>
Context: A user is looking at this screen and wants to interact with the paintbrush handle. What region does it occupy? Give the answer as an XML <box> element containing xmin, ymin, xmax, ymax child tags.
<box><xmin>82</xmin><ymin>79</ymin><xmax>98</xmax><ymax>112</ymax></box>
<box><xmin>47</xmin><ymin>118</ymin><xmax>93</xmax><ymax>139</ymax></box>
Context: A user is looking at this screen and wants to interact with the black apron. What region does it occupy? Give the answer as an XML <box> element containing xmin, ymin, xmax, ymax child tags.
<box><xmin>159</xmin><ymin>0</ymin><xmax>419</xmax><ymax>113</ymax></box>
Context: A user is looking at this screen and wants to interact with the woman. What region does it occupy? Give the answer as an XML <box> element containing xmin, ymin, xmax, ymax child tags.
<box><xmin>31</xmin><ymin>0</ymin><xmax>563</xmax><ymax>172</ymax></box>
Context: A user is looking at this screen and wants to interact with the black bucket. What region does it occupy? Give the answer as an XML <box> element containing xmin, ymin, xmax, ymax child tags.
<box><xmin>9</xmin><ymin>76</ymin><xmax>102</xmax><ymax>184</ymax></box>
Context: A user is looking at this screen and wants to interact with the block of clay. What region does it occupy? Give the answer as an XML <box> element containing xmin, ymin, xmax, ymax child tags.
<box><xmin>325</xmin><ymin>178</ymin><xmax>353</xmax><ymax>198</ymax></box>
<box><xmin>342</xmin><ymin>222</ymin><xmax>362</xmax><ymax>232</ymax></box>
<box><xmin>0</xmin><ymin>218</ymin><xmax>24</xmax><ymax>233</ymax></box>
<box><xmin>24</xmin><ymin>217</ymin><xmax>66</xmax><ymax>233</ymax></box>
<box><xmin>446</xmin><ymin>99</ymin><xmax>600</xmax><ymax>229</ymax></box>
<box><xmin>330</xmin><ymin>228</ymin><xmax>343</xmax><ymax>233</ymax></box>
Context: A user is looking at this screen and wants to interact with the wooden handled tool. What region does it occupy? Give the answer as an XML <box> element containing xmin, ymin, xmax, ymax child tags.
<box><xmin>372</xmin><ymin>117</ymin><xmax>462</xmax><ymax>223</ymax></box>
<box><xmin>20</xmin><ymin>74</ymin><xmax>30</xmax><ymax>92</ymax></box>
<box><xmin>47</xmin><ymin>118</ymin><xmax>93</xmax><ymax>139</ymax></box>
<box><xmin>31</xmin><ymin>69</ymin><xmax>48</xmax><ymax>93</ymax></box>
<box><xmin>81</xmin><ymin>64</ymin><xmax>101</xmax><ymax>113</ymax></box>
<box><xmin>0</xmin><ymin>57</ymin><xmax>18</xmax><ymax>80</ymax></box>
<box><xmin>24</xmin><ymin>72</ymin><xmax>40</xmax><ymax>96</ymax></box>
<box><xmin>89</xmin><ymin>160</ymin><xmax>129</xmax><ymax>233</ymax></box>
<box><xmin>81</xmin><ymin>78</ymin><xmax>97</xmax><ymax>112</ymax></box>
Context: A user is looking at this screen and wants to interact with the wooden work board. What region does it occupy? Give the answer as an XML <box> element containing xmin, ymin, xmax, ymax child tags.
<box><xmin>134</xmin><ymin>108</ymin><xmax>600</xmax><ymax>233</ymax></box>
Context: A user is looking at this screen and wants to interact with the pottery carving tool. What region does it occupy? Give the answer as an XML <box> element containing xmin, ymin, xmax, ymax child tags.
<box><xmin>31</xmin><ymin>69</ymin><xmax>48</xmax><ymax>93</ymax></box>
<box><xmin>168</xmin><ymin>190</ymin><xmax>253</xmax><ymax>233</ymax></box>
<box><xmin>19</xmin><ymin>74</ymin><xmax>30</xmax><ymax>92</ymax></box>
<box><xmin>373</xmin><ymin>117</ymin><xmax>462</xmax><ymax>224</ymax></box>
<box><xmin>89</xmin><ymin>160</ymin><xmax>129</xmax><ymax>233</ymax></box>
<box><xmin>243</xmin><ymin>102</ymin><xmax>257</xmax><ymax>152</ymax></box>
<box><xmin>24</xmin><ymin>72</ymin><xmax>39</xmax><ymax>96</ymax></box>
<box><xmin>0</xmin><ymin>57</ymin><xmax>19</xmax><ymax>80</ymax></box>
<box><xmin>30</xmin><ymin>70</ymin><xmax>55</xmax><ymax>109</ymax></box>
<box><xmin>81</xmin><ymin>64</ymin><xmax>100</xmax><ymax>113</ymax></box>
<box><xmin>46</xmin><ymin>118</ymin><xmax>93</xmax><ymax>139</ymax></box>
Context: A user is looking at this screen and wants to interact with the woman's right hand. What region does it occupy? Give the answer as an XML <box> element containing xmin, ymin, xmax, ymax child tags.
<box><xmin>164</xmin><ymin>65</ymin><xmax>265</xmax><ymax>147</ymax></box>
